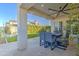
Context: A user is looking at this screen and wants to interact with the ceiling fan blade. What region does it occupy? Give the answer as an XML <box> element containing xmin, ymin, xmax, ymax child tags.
<box><xmin>61</xmin><ymin>3</ymin><xmax>68</xmax><ymax>11</ymax></box>
<box><xmin>62</xmin><ymin>11</ymin><xmax>69</xmax><ymax>14</ymax></box>
<box><xmin>64</xmin><ymin>6</ymin><xmax>79</xmax><ymax>11</ymax></box>
<box><xmin>48</xmin><ymin>8</ymin><xmax>58</xmax><ymax>11</ymax></box>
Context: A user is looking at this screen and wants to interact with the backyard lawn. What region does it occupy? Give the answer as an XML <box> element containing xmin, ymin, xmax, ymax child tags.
<box><xmin>7</xmin><ymin>33</ymin><xmax>39</xmax><ymax>42</ymax></box>
<box><xmin>27</xmin><ymin>33</ymin><xmax>39</xmax><ymax>38</ymax></box>
<box><xmin>7</xmin><ymin>36</ymin><xmax>17</xmax><ymax>42</ymax></box>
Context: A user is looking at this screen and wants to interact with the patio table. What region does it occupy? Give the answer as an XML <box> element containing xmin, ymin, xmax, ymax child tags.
<box><xmin>52</xmin><ymin>33</ymin><xmax>62</xmax><ymax>41</ymax></box>
<box><xmin>51</xmin><ymin>33</ymin><xmax>62</xmax><ymax>50</ymax></box>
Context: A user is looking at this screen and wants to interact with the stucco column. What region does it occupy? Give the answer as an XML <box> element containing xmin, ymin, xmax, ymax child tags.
<box><xmin>50</xmin><ymin>20</ymin><xmax>55</xmax><ymax>33</ymax></box>
<box><xmin>17</xmin><ymin>7</ymin><xmax>27</xmax><ymax>50</ymax></box>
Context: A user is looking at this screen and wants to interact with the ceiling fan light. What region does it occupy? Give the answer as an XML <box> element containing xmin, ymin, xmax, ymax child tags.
<box><xmin>54</xmin><ymin>14</ymin><xmax>57</xmax><ymax>16</ymax></box>
<box><xmin>41</xmin><ymin>4</ymin><xmax>44</xmax><ymax>7</ymax></box>
<box><xmin>49</xmin><ymin>10</ymin><xmax>52</xmax><ymax>13</ymax></box>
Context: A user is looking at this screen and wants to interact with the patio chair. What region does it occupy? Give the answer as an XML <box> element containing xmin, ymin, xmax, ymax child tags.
<box><xmin>40</xmin><ymin>32</ymin><xmax>46</xmax><ymax>46</ymax></box>
<box><xmin>56</xmin><ymin>31</ymin><xmax>69</xmax><ymax>50</ymax></box>
<box><xmin>45</xmin><ymin>32</ymin><xmax>56</xmax><ymax>50</ymax></box>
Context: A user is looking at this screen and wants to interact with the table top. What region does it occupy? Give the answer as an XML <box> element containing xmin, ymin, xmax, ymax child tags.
<box><xmin>52</xmin><ymin>32</ymin><xmax>62</xmax><ymax>36</ymax></box>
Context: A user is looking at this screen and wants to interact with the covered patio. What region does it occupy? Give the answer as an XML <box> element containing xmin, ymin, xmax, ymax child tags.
<box><xmin>0</xmin><ymin>3</ymin><xmax>79</xmax><ymax>56</ymax></box>
<box><xmin>17</xmin><ymin>3</ymin><xmax>69</xmax><ymax>50</ymax></box>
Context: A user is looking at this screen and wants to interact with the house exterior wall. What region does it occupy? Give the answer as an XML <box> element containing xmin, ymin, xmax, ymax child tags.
<box><xmin>5</xmin><ymin>21</ymin><xmax>17</xmax><ymax>35</ymax></box>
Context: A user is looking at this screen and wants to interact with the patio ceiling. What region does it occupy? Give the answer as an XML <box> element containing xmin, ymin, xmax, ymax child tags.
<box><xmin>32</xmin><ymin>3</ymin><xmax>66</xmax><ymax>16</ymax></box>
<box><xmin>20</xmin><ymin>3</ymin><xmax>79</xmax><ymax>19</ymax></box>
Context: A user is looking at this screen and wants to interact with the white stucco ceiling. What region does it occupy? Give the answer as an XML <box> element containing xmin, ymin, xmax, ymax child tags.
<box><xmin>34</xmin><ymin>3</ymin><xmax>66</xmax><ymax>15</ymax></box>
<box><xmin>21</xmin><ymin>3</ymin><xmax>79</xmax><ymax>18</ymax></box>
<box><xmin>22</xmin><ymin>3</ymin><xmax>66</xmax><ymax>15</ymax></box>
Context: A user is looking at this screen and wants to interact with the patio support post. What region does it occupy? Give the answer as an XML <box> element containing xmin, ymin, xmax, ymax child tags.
<box><xmin>17</xmin><ymin>6</ymin><xmax>27</xmax><ymax>50</ymax></box>
<box><xmin>51</xmin><ymin>20</ymin><xmax>55</xmax><ymax>33</ymax></box>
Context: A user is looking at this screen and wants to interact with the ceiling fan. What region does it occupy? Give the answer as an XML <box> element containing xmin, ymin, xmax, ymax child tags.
<box><xmin>48</xmin><ymin>3</ymin><xmax>79</xmax><ymax>18</ymax></box>
<box><xmin>48</xmin><ymin>3</ymin><xmax>69</xmax><ymax>18</ymax></box>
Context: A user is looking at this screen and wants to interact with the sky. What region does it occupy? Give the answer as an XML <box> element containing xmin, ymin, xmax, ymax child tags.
<box><xmin>0</xmin><ymin>3</ymin><xmax>50</xmax><ymax>27</ymax></box>
<box><xmin>27</xmin><ymin>13</ymin><xmax>50</xmax><ymax>25</ymax></box>
<box><xmin>0</xmin><ymin>3</ymin><xmax>17</xmax><ymax>26</ymax></box>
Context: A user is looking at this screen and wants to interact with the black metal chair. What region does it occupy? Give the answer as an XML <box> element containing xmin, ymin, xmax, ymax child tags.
<box><xmin>56</xmin><ymin>31</ymin><xmax>69</xmax><ymax>50</ymax></box>
<box><xmin>40</xmin><ymin>32</ymin><xmax>45</xmax><ymax>46</ymax></box>
<box><xmin>45</xmin><ymin>32</ymin><xmax>56</xmax><ymax>50</ymax></box>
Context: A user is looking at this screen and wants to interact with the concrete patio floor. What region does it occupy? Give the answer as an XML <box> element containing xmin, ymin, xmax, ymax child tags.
<box><xmin>0</xmin><ymin>37</ymin><xmax>77</xmax><ymax>56</ymax></box>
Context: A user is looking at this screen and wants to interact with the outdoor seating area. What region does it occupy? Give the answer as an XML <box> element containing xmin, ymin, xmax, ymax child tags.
<box><xmin>39</xmin><ymin>31</ymin><xmax>69</xmax><ymax>50</ymax></box>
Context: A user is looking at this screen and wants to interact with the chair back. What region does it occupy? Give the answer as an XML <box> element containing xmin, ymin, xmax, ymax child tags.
<box><xmin>40</xmin><ymin>32</ymin><xmax>45</xmax><ymax>42</ymax></box>
<box><xmin>45</xmin><ymin>32</ymin><xmax>56</xmax><ymax>43</ymax></box>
